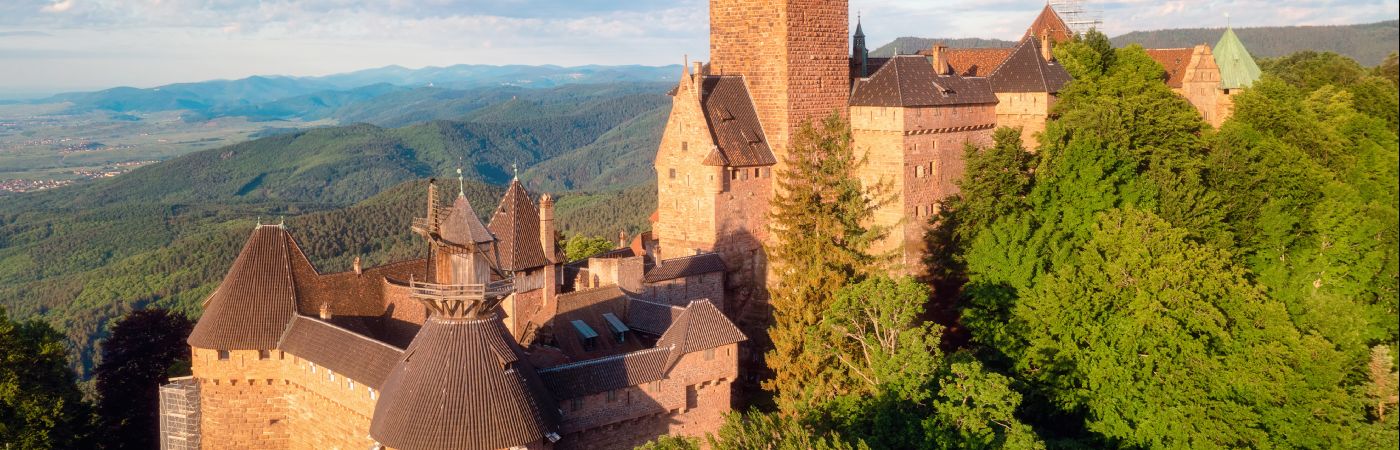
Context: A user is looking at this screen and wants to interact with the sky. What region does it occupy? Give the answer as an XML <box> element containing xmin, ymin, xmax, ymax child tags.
<box><xmin>0</xmin><ymin>0</ymin><xmax>1396</xmax><ymax>97</ymax></box>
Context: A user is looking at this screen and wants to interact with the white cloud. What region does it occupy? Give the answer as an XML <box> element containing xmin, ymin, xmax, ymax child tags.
<box><xmin>40</xmin><ymin>0</ymin><xmax>73</xmax><ymax>13</ymax></box>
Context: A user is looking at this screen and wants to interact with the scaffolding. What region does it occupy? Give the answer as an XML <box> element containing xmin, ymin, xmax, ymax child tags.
<box><xmin>1050</xmin><ymin>0</ymin><xmax>1104</xmax><ymax>35</ymax></box>
<box><xmin>158</xmin><ymin>377</ymin><xmax>201</xmax><ymax>450</ymax></box>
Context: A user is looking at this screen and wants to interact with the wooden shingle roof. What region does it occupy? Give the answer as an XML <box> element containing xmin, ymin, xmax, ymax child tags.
<box><xmin>277</xmin><ymin>316</ymin><xmax>403</xmax><ymax>389</ymax></box>
<box><xmin>188</xmin><ymin>226</ymin><xmax>300</xmax><ymax>350</ymax></box>
<box><xmin>488</xmin><ymin>180</ymin><xmax>549</xmax><ymax>272</ymax></box>
<box><xmin>1024</xmin><ymin>4</ymin><xmax>1074</xmax><ymax>43</ymax></box>
<box><xmin>655</xmin><ymin>299</ymin><xmax>746</xmax><ymax>357</ymax></box>
<box><xmin>441</xmin><ymin>193</ymin><xmax>495</xmax><ymax>246</ymax></box>
<box><xmin>370</xmin><ymin>314</ymin><xmax>559</xmax><ymax>450</ymax></box>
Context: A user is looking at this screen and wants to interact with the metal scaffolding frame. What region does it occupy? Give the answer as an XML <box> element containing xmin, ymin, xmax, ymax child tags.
<box><xmin>1050</xmin><ymin>0</ymin><xmax>1104</xmax><ymax>35</ymax></box>
<box><xmin>158</xmin><ymin>376</ymin><xmax>201</xmax><ymax>450</ymax></box>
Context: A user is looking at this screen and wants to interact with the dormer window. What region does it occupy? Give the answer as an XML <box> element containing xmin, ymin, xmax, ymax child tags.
<box><xmin>602</xmin><ymin>313</ymin><xmax>629</xmax><ymax>343</ymax></box>
<box><xmin>571</xmin><ymin>320</ymin><xmax>599</xmax><ymax>351</ymax></box>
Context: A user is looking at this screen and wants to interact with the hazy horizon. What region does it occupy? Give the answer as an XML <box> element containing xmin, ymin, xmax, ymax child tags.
<box><xmin>1</xmin><ymin>0</ymin><xmax>1396</xmax><ymax>98</ymax></box>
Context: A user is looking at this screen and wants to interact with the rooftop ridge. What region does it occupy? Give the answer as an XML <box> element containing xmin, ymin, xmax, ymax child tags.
<box><xmin>537</xmin><ymin>346</ymin><xmax>673</xmax><ymax>373</ymax></box>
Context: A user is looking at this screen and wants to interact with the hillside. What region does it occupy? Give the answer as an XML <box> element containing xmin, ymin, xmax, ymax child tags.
<box><xmin>0</xmin><ymin>87</ymin><xmax>669</xmax><ymax>375</ymax></box>
<box><xmin>1112</xmin><ymin>20</ymin><xmax>1397</xmax><ymax>66</ymax></box>
<box><xmin>869</xmin><ymin>37</ymin><xmax>1017</xmax><ymax>57</ymax></box>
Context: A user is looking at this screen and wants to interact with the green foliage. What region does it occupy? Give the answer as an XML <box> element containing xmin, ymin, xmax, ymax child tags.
<box><xmin>634</xmin><ymin>435</ymin><xmax>701</xmax><ymax>450</ymax></box>
<box><xmin>562</xmin><ymin>235</ymin><xmax>617</xmax><ymax>262</ymax></box>
<box><xmin>0</xmin><ymin>308</ymin><xmax>95</xmax><ymax>449</ymax></box>
<box><xmin>707</xmin><ymin>411</ymin><xmax>867</xmax><ymax>450</ymax></box>
<box><xmin>93</xmin><ymin>308</ymin><xmax>193</xmax><ymax>450</ymax></box>
<box><xmin>1261</xmin><ymin>50</ymin><xmax>1400</xmax><ymax>128</ymax></box>
<box><xmin>765</xmin><ymin>112</ymin><xmax>890</xmax><ymax>411</ymax></box>
<box><xmin>1377</xmin><ymin>52</ymin><xmax>1399</xmax><ymax>86</ymax></box>
<box><xmin>824</xmin><ymin>276</ymin><xmax>941</xmax><ymax>394</ymax></box>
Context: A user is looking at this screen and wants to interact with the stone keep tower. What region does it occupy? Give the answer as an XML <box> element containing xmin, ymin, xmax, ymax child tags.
<box><xmin>708</xmin><ymin>0</ymin><xmax>851</xmax><ymax>171</ymax></box>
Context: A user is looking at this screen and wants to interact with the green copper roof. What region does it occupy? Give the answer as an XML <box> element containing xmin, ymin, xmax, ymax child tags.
<box><xmin>1214</xmin><ymin>28</ymin><xmax>1261</xmax><ymax>89</ymax></box>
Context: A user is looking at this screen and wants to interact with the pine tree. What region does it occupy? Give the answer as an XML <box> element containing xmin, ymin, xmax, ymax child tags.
<box><xmin>764</xmin><ymin>112</ymin><xmax>890</xmax><ymax>411</ymax></box>
<box><xmin>93</xmin><ymin>308</ymin><xmax>194</xmax><ymax>450</ymax></box>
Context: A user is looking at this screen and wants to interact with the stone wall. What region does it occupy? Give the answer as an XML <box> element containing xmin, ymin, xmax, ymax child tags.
<box><xmin>853</xmin><ymin>104</ymin><xmax>996</xmax><ymax>272</ymax></box>
<box><xmin>643</xmin><ymin>271</ymin><xmax>725</xmax><ymax>310</ymax></box>
<box><xmin>191</xmin><ymin>347</ymin><xmax>382</xmax><ymax>450</ymax></box>
<box><xmin>1178</xmin><ymin>45</ymin><xmax>1226</xmax><ymax>127</ymax></box>
<box><xmin>993</xmin><ymin>92</ymin><xmax>1054</xmax><ymax>150</ymax></box>
<box><xmin>556</xmin><ymin>343</ymin><xmax>739</xmax><ymax>450</ymax></box>
<box><xmin>655</xmin><ymin>70</ymin><xmax>722</xmax><ymax>261</ymax></box>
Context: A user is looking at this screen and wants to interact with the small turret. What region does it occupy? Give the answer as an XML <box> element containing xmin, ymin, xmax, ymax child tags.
<box><xmin>853</xmin><ymin>15</ymin><xmax>868</xmax><ymax>77</ymax></box>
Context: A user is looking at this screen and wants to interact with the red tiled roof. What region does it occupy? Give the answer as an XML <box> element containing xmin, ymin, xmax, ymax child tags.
<box><xmin>537</xmin><ymin>347</ymin><xmax>671</xmax><ymax>399</ymax></box>
<box><xmin>488</xmin><ymin>180</ymin><xmax>549</xmax><ymax>272</ymax></box>
<box><xmin>644</xmin><ymin>253</ymin><xmax>726</xmax><ymax>282</ymax></box>
<box><xmin>988</xmin><ymin>37</ymin><xmax>1072</xmax><ymax>94</ymax></box>
<box><xmin>850</xmin><ymin>56</ymin><xmax>1000</xmax><ymax>107</ymax></box>
<box><xmin>655</xmin><ymin>300</ymin><xmax>745</xmax><ymax>357</ymax></box>
<box><xmin>277</xmin><ymin>315</ymin><xmax>403</xmax><ymax>388</ymax></box>
<box><xmin>698</xmin><ymin>76</ymin><xmax>777</xmax><ymax>167</ymax></box>
<box><xmin>625</xmin><ymin>298</ymin><xmax>685</xmax><ymax>335</ymax></box>
<box><xmin>1025</xmin><ymin>4</ymin><xmax>1074</xmax><ymax>43</ymax></box>
<box><xmin>1145</xmin><ymin>48</ymin><xmax>1195</xmax><ymax>88</ymax></box>
<box><xmin>370</xmin><ymin>314</ymin><xmax>558</xmax><ymax>450</ymax></box>
<box><xmin>188</xmin><ymin>226</ymin><xmax>299</xmax><ymax>350</ymax></box>
<box><xmin>935</xmin><ymin>48</ymin><xmax>1015</xmax><ymax>77</ymax></box>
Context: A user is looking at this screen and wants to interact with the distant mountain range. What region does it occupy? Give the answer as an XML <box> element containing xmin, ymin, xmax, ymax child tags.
<box><xmin>871</xmin><ymin>20</ymin><xmax>1398</xmax><ymax>66</ymax></box>
<box><xmin>40</xmin><ymin>64</ymin><xmax>681</xmax><ymax>119</ymax></box>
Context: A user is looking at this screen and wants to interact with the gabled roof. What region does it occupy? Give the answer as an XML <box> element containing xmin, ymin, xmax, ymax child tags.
<box><xmin>488</xmin><ymin>179</ymin><xmax>549</xmax><ymax>271</ymax></box>
<box><xmin>441</xmin><ymin>193</ymin><xmax>495</xmax><ymax>246</ymax></box>
<box><xmin>655</xmin><ymin>300</ymin><xmax>745</xmax><ymax>357</ymax></box>
<box><xmin>277</xmin><ymin>315</ymin><xmax>403</xmax><ymax>389</ymax></box>
<box><xmin>644</xmin><ymin>253</ymin><xmax>726</xmax><ymax>282</ymax></box>
<box><xmin>188</xmin><ymin>226</ymin><xmax>300</xmax><ymax>350</ymax></box>
<box><xmin>988</xmin><ymin>37</ymin><xmax>1072</xmax><ymax>94</ymax></box>
<box><xmin>1214</xmin><ymin>28</ymin><xmax>1261</xmax><ymax>89</ymax></box>
<box><xmin>370</xmin><ymin>314</ymin><xmax>558</xmax><ymax>450</ymax></box>
<box><xmin>698</xmin><ymin>76</ymin><xmax>777</xmax><ymax>167</ymax></box>
<box><xmin>1145</xmin><ymin>48</ymin><xmax>1196</xmax><ymax>88</ymax></box>
<box><xmin>850</xmin><ymin>56</ymin><xmax>999</xmax><ymax>107</ymax></box>
<box><xmin>1024</xmin><ymin>4</ymin><xmax>1074</xmax><ymax>43</ymax></box>
<box><xmin>537</xmin><ymin>347</ymin><xmax>671</xmax><ymax>399</ymax></box>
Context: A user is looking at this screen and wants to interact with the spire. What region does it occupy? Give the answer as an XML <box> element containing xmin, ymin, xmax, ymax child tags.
<box><xmin>1214</xmin><ymin>26</ymin><xmax>1261</xmax><ymax>90</ymax></box>
<box><xmin>456</xmin><ymin>168</ymin><xmax>465</xmax><ymax>197</ymax></box>
<box><xmin>853</xmin><ymin>13</ymin><xmax>868</xmax><ymax>78</ymax></box>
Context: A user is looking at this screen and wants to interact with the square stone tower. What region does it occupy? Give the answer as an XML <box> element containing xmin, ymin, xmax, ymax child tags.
<box><xmin>708</xmin><ymin>0</ymin><xmax>851</xmax><ymax>172</ymax></box>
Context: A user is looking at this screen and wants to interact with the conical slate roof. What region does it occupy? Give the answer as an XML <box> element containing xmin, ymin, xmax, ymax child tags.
<box><xmin>440</xmin><ymin>194</ymin><xmax>495</xmax><ymax>246</ymax></box>
<box><xmin>188</xmin><ymin>225</ymin><xmax>300</xmax><ymax>349</ymax></box>
<box><xmin>487</xmin><ymin>179</ymin><xmax>549</xmax><ymax>271</ymax></box>
<box><xmin>370</xmin><ymin>314</ymin><xmax>558</xmax><ymax>450</ymax></box>
<box><xmin>1214</xmin><ymin>28</ymin><xmax>1261</xmax><ymax>89</ymax></box>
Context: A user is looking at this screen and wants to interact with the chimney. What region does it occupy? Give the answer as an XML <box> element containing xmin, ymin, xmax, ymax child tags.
<box><xmin>1040</xmin><ymin>32</ymin><xmax>1054</xmax><ymax>62</ymax></box>
<box><xmin>618</xmin><ymin>230</ymin><xmax>628</xmax><ymax>248</ymax></box>
<box><xmin>426</xmin><ymin>179</ymin><xmax>438</xmax><ymax>232</ymax></box>
<box><xmin>930</xmin><ymin>44</ymin><xmax>949</xmax><ymax>75</ymax></box>
<box><xmin>353</xmin><ymin>256</ymin><xmax>362</xmax><ymax>275</ymax></box>
<box><xmin>692</xmin><ymin>61</ymin><xmax>704</xmax><ymax>76</ymax></box>
<box><xmin>319</xmin><ymin>303</ymin><xmax>332</xmax><ymax>321</ymax></box>
<box><xmin>539</xmin><ymin>194</ymin><xmax>556</xmax><ymax>263</ymax></box>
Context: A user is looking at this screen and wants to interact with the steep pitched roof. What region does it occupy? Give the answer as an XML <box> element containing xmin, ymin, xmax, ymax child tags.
<box><xmin>277</xmin><ymin>316</ymin><xmax>403</xmax><ymax>388</ymax></box>
<box><xmin>850</xmin><ymin>56</ymin><xmax>999</xmax><ymax>107</ymax></box>
<box><xmin>644</xmin><ymin>253</ymin><xmax>726</xmax><ymax>282</ymax></box>
<box><xmin>1024</xmin><ymin>4</ymin><xmax>1074</xmax><ymax>43</ymax></box>
<box><xmin>370</xmin><ymin>315</ymin><xmax>558</xmax><ymax>450</ymax></box>
<box><xmin>1214</xmin><ymin>28</ymin><xmax>1261</xmax><ymax>89</ymax></box>
<box><xmin>699</xmin><ymin>76</ymin><xmax>776</xmax><ymax>167</ymax></box>
<box><xmin>537</xmin><ymin>347</ymin><xmax>671</xmax><ymax>399</ymax></box>
<box><xmin>440</xmin><ymin>193</ymin><xmax>495</xmax><ymax>246</ymax></box>
<box><xmin>1145</xmin><ymin>48</ymin><xmax>1196</xmax><ymax>88</ymax></box>
<box><xmin>988</xmin><ymin>37</ymin><xmax>1073</xmax><ymax>94</ymax></box>
<box><xmin>488</xmin><ymin>180</ymin><xmax>549</xmax><ymax>271</ymax></box>
<box><xmin>655</xmin><ymin>300</ymin><xmax>745</xmax><ymax>356</ymax></box>
<box><xmin>188</xmin><ymin>226</ymin><xmax>300</xmax><ymax>350</ymax></box>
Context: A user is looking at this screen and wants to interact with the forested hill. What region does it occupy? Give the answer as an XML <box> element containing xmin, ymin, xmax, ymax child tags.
<box><xmin>873</xmin><ymin>20</ymin><xmax>1398</xmax><ymax>66</ymax></box>
<box><xmin>0</xmin><ymin>84</ymin><xmax>668</xmax><ymax>376</ymax></box>
<box><xmin>1112</xmin><ymin>20</ymin><xmax>1398</xmax><ymax>65</ymax></box>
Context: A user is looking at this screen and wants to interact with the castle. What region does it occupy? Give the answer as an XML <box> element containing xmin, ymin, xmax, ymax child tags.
<box><xmin>161</xmin><ymin>3</ymin><xmax>1260</xmax><ymax>449</ymax></box>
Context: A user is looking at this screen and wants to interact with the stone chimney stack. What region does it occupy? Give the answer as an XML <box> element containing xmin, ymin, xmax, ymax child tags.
<box><xmin>618</xmin><ymin>230</ymin><xmax>629</xmax><ymax>248</ymax></box>
<box><xmin>1040</xmin><ymin>33</ymin><xmax>1054</xmax><ymax>62</ymax></box>
<box><xmin>319</xmin><ymin>303</ymin><xmax>332</xmax><ymax>321</ymax></box>
<box><xmin>539</xmin><ymin>194</ymin><xmax>556</xmax><ymax>263</ymax></box>
<box><xmin>353</xmin><ymin>256</ymin><xmax>362</xmax><ymax>275</ymax></box>
<box><xmin>930</xmin><ymin>44</ymin><xmax>949</xmax><ymax>75</ymax></box>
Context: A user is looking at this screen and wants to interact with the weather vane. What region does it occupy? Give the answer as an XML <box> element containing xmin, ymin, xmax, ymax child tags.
<box><xmin>512</xmin><ymin>162</ymin><xmax>519</xmax><ymax>180</ymax></box>
<box><xmin>456</xmin><ymin>168</ymin><xmax>465</xmax><ymax>196</ymax></box>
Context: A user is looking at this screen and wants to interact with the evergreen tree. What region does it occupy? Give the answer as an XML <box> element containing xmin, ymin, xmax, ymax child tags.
<box><xmin>764</xmin><ymin>112</ymin><xmax>890</xmax><ymax>411</ymax></box>
<box><xmin>0</xmin><ymin>308</ymin><xmax>95</xmax><ymax>449</ymax></box>
<box><xmin>707</xmin><ymin>411</ymin><xmax>867</xmax><ymax>450</ymax></box>
<box><xmin>93</xmin><ymin>308</ymin><xmax>194</xmax><ymax>450</ymax></box>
